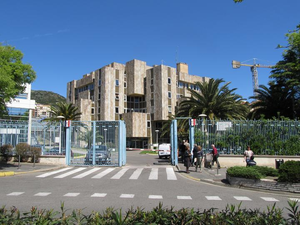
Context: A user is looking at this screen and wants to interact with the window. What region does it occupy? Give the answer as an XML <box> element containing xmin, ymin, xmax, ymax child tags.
<box><xmin>151</xmin><ymin>79</ymin><xmax>154</xmax><ymax>86</ymax></box>
<box><xmin>115</xmin><ymin>107</ymin><xmax>119</xmax><ymax>113</ymax></box>
<box><xmin>147</xmin><ymin>121</ymin><xmax>151</xmax><ymax>128</ymax></box>
<box><xmin>115</xmin><ymin>93</ymin><xmax>119</xmax><ymax>100</ymax></box>
<box><xmin>124</xmin><ymin>94</ymin><xmax>127</xmax><ymax>102</ymax></box>
<box><xmin>168</xmin><ymin>78</ymin><xmax>171</xmax><ymax>85</ymax></box>
<box><xmin>168</xmin><ymin>92</ymin><xmax>171</xmax><ymax>98</ymax></box>
<box><xmin>116</xmin><ymin>80</ymin><xmax>119</xmax><ymax>86</ymax></box>
<box><xmin>91</xmin><ymin>108</ymin><xmax>95</xmax><ymax>114</ymax></box>
<box><xmin>179</xmin><ymin>82</ymin><xmax>183</xmax><ymax>88</ymax></box>
<box><xmin>124</xmin><ymin>82</ymin><xmax>127</xmax><ymax>88</ymax></box>
<box><xmin>168</xmin><ymin>106</ymin><xmax>172</xmax><ymax>113</ymax></box>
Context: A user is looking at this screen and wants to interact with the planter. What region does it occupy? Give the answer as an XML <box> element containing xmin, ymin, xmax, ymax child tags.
<box><xmin>226</xmin><ymin>173</ymin><xmax>261</xmax><ymax>186</ymax></box>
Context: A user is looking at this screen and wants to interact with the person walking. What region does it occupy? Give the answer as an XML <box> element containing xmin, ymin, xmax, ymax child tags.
<box><xmin>244</xmin><ymin>145</ymin><xmax>254</xmax><ymax>166</ymax></box>
<box><xmin>184</xmin><ymin>146</ymin><xmax>192</xmax><ymax>173</ymax></box>
<box><xmin>211</xmin><ymin>144</ymin><xmax>221</xmax><ymax>169</ymax></box>
<box><xmin>195</xmin><ymin>145</ymin><xmax>203</xmax><ymax>172</ymax></box>
<box><xmin>192</xmin><ymin>144</ymin><xmax>198</xmax><ymax>166</ymax></box>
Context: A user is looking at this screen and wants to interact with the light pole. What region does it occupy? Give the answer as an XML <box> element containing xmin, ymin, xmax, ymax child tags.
<box><xmin>155</xmin><ymin>130</ymin><xmax>159</xmax><ymax>145</ymax></box>
<box><xmin>199</xmin><ymin>114</ymin><xmax>207</xmax><ymax>133</ymax></box>
<box><xmin>57</xmin><ymin>116</ymin><xmax>65</xmax><ymax>154</ymax></box>
<box><xmin>104</xmin><ymin>128</ymin><xmax>107</xmax><ymax>146</ymax></box>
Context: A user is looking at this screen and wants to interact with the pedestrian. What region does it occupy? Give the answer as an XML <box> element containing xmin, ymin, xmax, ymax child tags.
<box><xmin>192</xmin><ymin>144</ymin><xmax>198</xmax><ymax>165</ymax></box>
<box><xmin>211</xmin><ymin>144</ymin><xmax>221</xmax><ymax>169</ymax></box>
<box><xmin>244</xmin><ymin>145</ymin><xmax>254</xmax><ymax>166</ymax></box>
<box><xmin>195</xmin><ymin>145</ymin><xmax>203</xmax><ymax>172</ymax></box>
<box><xmin>184</xmin><ymin>145</ymin><xmax>192</xmax><ymax>173</ymax></box>
<box><xmin>180</xmin><ymin>140</ymin><xmax>186</xmax><ymax>163</ymax></box>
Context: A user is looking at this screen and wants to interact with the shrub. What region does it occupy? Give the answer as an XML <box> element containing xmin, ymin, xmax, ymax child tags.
<box><xmin>252</xmin><ymin>166</ymin><xmax>279</xmax><ymax>177</ymax></box>
<box><xmin>227</xmin><ymin>166</ymin><xmax>262</xmax><ymax>180</ymax></box>
<box><xmin>0</xmin><ymin>144</ymin><xmax>13</xmax><ymax>162</ymax></box>
<box><xmin>15</xmin><ymin>143</ymin><xmax>30</xmax><ymax>162</ymax></box>
<box><xmin>278</xmin><ymin>160</ymin><xmax>300</xmax><ymax>183</ymax></box>
<box><xmin>29</xmin><ymin>146</ymin><xmax>42</xmax><ymax>163</ymax></box>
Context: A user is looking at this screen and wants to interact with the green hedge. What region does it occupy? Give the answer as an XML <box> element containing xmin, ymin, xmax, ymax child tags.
<box><xmin>0</xmin><ymin>144</ymin><xmax>13</xmax><ymax>162</ymax></box>
<box><xmin>278</xmin><ymin>161</ymin><xmax>300</xmax><ymax>183</ymax></box>
<box><xmin>252</xmin><ymin>166</ymin><xmax>279</xmax><ymax>177</ymax></box>
<box><xmin>227</xmin><ymin>166</ymin><xmax>262</xmax><ymax>179</ymax></box>
<box><xmin>0</xmin><ymin>202</ymin><xmax>299</xmax><ymax>224</ymax></box>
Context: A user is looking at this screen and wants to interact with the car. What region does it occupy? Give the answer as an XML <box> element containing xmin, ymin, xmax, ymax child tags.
<box><xmin>43</xmin><ymin>148</ymin><xmax>73</xmax><ymax>157</ymax></box>
<box><xmin>158</xmin><ymin>143</ymin><xmax>171</xmax><ymax>159</ymax></box>
<box><xmin>85</xmin><ymin>145</ymin><xmax>111</xmax><ymax>164</ymax></box>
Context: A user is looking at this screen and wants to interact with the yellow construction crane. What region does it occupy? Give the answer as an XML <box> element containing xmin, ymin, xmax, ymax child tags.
<box><xmin>232</xmin><ymin>59</ymin><xmax>274</xmax><ymax>96</ymax></box>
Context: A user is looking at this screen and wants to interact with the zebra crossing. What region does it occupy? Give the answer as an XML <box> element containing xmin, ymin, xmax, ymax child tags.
<box><xmin>5</xmin><ymin>191</ymin><xmax>299</xmax><ymax>203</ymax></box>
<box><xmin>36</xmin><ymin>167</ymin><xmax>178</xmax><ymax>181</ymax></box>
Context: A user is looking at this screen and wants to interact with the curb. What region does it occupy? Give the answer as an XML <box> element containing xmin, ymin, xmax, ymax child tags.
<box><xmin>0</xmin><ymin>166</ymin><xmax>65</xmax><ymax>177</ymax></box>
<box><xmin>0</xmin><ymin>171</ymin><xmax>15</xmax><ymax>177</ymax></box>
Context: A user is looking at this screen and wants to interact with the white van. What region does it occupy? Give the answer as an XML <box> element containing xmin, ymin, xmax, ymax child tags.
<box><xmin>158</xmin><ymin>143</ymin><xmax>171</xmax><ymax>159</ymax></box>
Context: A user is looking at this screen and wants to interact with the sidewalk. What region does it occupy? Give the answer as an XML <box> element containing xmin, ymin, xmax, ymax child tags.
<box><xmin>176</xmin><ymin>162</ymin><xmax>300</xmax><ymax>195</ymax></box>
<box><xmin>0</xmin><ymin>162</ymin><xmax>63</xmax><ymax>177</ymax></box>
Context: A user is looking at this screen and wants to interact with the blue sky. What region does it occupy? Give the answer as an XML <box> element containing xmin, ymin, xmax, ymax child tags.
<box><xmin>1</xmin><ymin>0</ymin><xmax>299</xmax><ymax>101</ymax></box>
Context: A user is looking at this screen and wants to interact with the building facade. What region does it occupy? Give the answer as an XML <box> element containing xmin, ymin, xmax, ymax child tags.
<box><xmin>67</xmin><ymin>59</ymin><xmax>210</xmax><ymax>148</ymax></box>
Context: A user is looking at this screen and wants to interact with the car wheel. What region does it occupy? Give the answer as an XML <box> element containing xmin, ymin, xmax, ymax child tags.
<box><xmin>159</xmin><ymin>156</ymin><xmax>162</xmax><ymax>159</ymax></box>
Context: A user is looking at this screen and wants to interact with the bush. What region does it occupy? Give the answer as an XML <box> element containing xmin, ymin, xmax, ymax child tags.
<box><xmin>15</xmin><ymin>143</ymin><xmax>30</xmax><ymax>162</ymax></box>
<box><xmin>227</xmin><ymin>166</ymin><xmax>262</xmax><ymax>179</ymax></box>
<box><xmin>252</xmin><ymin>166</ymin><xmax>279</xmax><ymax>177</ymax></box>
<box><xmin>278</xmin><ymin>160</ymin><xmax>300</xmax><ymax>183</ymax></box>
<box><xmin>0</xmin><ymin>144</ymin><xmax>13</xmax><ymax>162</ymax></box>
<box><xmin>29</xmin><ymin>146</ymin><xmax>42</xmax><ymax>163</ymax></box>
<box><xmin>0</xmin><ymin>202</ymin><xmax>299</xmax><ymax>224</ymax></box>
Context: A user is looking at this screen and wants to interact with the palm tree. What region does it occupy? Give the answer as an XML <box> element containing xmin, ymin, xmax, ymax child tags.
<box><xmin>249</xmin><ymin>83</ymin><xmax>294</xmax><ymax>119</ymax></box>
<box><xmin>47</xmin><ymin>102</ymin><xmax>82</xmax><ymax>122</ymax></box>
<box><xmin>178</xmin><ymin>79</ymin><xmax>249</xmax><ymax>120</ymax></box>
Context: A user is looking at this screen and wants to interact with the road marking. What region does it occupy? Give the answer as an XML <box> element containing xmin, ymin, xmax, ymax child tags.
<box><xmin>54</xmin><ymin>168</ymin><xmax>86</xmax><ymax>178</ymax></box>
<box><xmin>120</xmin><ymin>194</ymin><xmax>134</xmax><ymax>198</ymax></box>
<box><xmin>92</xmin><ymin>168</ymin><xmax>115</xmax><ymax>179</ymax></box>
<box><xmin>34</xmin><ymin>192</ymin><xmax>51</xmax><ymax>197</ymax></box>
<box><xmin>7</xmin><ymin>192</ymin><xmax>24</xmax><ymax>196</ymax></box>
<box><xmin>111</xmin><ymin>168</ymin><xmax>129</xmax><ymax>179</ymax></box>
<box><xmin>289</xmin><ymin>198</ymin><xmax>300</xmax><ymax>202</ymax></box>
<box><xmin>177</xmin><ymin>196</ymin><xmax>192</xmax><ymax>200</ymax></box>
<box><xmin>36</xmin><ymin>167</ymin><xmax>72</xmax><ymax>178</ymax></box>
<box><xmin>234</xmin><ymin>196</ymin><xmax>252</xmax><ymax>201</ymax></box>
<box><xmin>149</xmin><ymin>168</ymin><xmax>158</xmax><ymax>180</ymax></box>
<box><xmin>73</xmin><ymin>168</ymin><xmax>101</xmax><ymax>178</ymax></box>
<box><xmin>91</xmin><ymin>193</ymin><xmax>107</xmax><ymax>198</ymax></box>
<box><xmin>64</xmin><ymin>193</ymin><xmax>80</xmax><ymax>197</ymax></box>
<box><xmin>149</xmin><ymin>195</ymin><xmax>163</xmax><ymax>199</ymax></box>
<box><xmin>261</xmin><ymin>197</ymin><xmax>279</xmax><ymax>202</ymax></box>
<box><xmin>206</xmin><ymin>196</ymin><xmax>222</xmax><ymax>201</ymax></box>
<box><xmin>166</xmin><ymin>168</ymin><xmax>177</xmax><ymax>180</ymax></box>
<box><xmin>129</xmin><ymin>168</ymin><xmax>143</xmax><ymax>180</ymax></box>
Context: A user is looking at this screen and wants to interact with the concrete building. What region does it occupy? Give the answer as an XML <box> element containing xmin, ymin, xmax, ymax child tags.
<box><xmin>33</xmin><ymin>103</ymin><xmax>51</xmax><ymax>119</ymax></box>
<box><xmin>67</xmin><ymin>59</ymin><xmax>210</xmax><ymax>148</ymax></box>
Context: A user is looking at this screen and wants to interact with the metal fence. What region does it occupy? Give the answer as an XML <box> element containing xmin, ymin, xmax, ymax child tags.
<box><xmin>194</xmin><ymin>119</ymin><xmax>300</xmax><ymax>155</ymax></box>
<box><xmin>0</xmin><ymin>119</ymin><xmax>126</xmax><ymax>166</ymax></box>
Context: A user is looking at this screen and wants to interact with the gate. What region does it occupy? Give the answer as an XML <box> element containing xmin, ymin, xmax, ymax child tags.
<box><xmin>66</xmin><ymin>120</ymin><xmax>126</xmax><ymax>167</ymax></box>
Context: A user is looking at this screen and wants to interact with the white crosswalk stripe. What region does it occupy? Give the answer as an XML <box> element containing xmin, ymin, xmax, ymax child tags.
<box><xmin>261</xmin><ymin>197</ymin><xmax>279</xmax><ymax>202</ymax></box>
<box><xmin>92</xmin><ymin>168</ymin><xmax>115</xmax><ymax>179</ymax></box>
<box><xmin>234</xmin><ymin>196</ymin><xmax>252</xmax><ymax>201</ymax></box>
<box><xmin>64</xmin><ymin>193</ymin><xmax>80</xmax><ymax>197</ymax></box>
<box><xmin>91</xmin><ymin>193</ymin><xmax>107</xmax><ymax>198</ymax></box>
<box><xmin>37</xmin><ymin>167</ymin><xmax>177</xmax><ymax>181</ymax></box>
<box><xmin>206</xmin><ymin>196</ymin><xmax>222</xmax><ymax>201</ymax></box>
<box><xmin>73</xmin><ymin>168</ymin><xmax>101</xmax><ymax>178</ymax></box>
<box><xmin>177</xmin><ymin>196</ymin><xmax>192</xmax><ymax>200</ymax></box>
<box><xmin>34</xmin><ymin>192</ymin><xmax>51</xmax><ymax>197</ymax></box>
<box><xmin>120</xmin><ymin>194</ymin><xmax>134</xmax><ymax>198</ymax></box>
<box><xmin>54</xmin><ymin>168</ymin><xmax>86</xmax><ymax>178</ymax></box>
<box><xmin>36</xmin><ymin>167</ymin><xmax>72</xmax><ymax>178</ymax></box>
<box><xmin>149</xmin><ymin>168</ymin><xmax>158</xmax><ymax>180</ymax></box>
<box><xmin>7</xmin><ymin>192</ymin><xmax>24</xmax><ymax>196</ymax></box>
<box><xmin>111</xmin><ymin>168</ymin><xmax>129</xmax><ymax>179</ymax></box>
<box><xmin>166</xmin><ymin>167</ymin><xmax>177</xmax><ymax>180</ymax></box>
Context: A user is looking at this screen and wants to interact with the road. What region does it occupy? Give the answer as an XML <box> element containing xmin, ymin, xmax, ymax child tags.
<box><xmin>0</xmin><ymin>151</ymin><xmax>299</xmax><ymax>215</ymax></box>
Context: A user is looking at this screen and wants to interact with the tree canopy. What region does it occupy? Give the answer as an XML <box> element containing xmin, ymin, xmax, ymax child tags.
<box><xmin>178</xmin><ymin>79</ymin><xmax>249</xmax><ymax>120</ymax></box>
<box><xmin>47</xmin><ymin>102</ymin><xmax>82</xmax><ymax>122</ymax></box>
<box><xmin>0</xmin><ymin>44</ymin><xmax>36</xmax><ymax>116</ymax></box>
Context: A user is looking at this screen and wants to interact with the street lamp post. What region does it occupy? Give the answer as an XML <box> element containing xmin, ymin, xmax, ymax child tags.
<box><xmin>104</xmin><ymin>128</ymin><xmax>107</xmax><ymax>146</ymax></box>
<box><xmin>57</xmin><ymin>116</ymin><xmax>65</xmax><ymax>154</ymax></box>
<box><xmin>155</xmin><ymin>130</ymin><xmax>159</xmax><ymax>145</ymax></box>
<box><xmin>199</xmin><ymin>114</ymin><xmax>207</xmax><ymax>149</ymax></box>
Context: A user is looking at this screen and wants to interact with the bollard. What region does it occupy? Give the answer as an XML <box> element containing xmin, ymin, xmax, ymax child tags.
<box><xmin>18</xmin><ymin>155</ymin><xmax>20</xmax><ymax>170</ymax></box>
<box><xmin>33</xmin><ymin>155</ymin><xmax>35</xmax><ymax>168</ymax></box>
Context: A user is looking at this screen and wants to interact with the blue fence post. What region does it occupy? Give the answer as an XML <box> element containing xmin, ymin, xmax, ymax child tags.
<box><xmin>92</xmin><ymin>121</ymin><xmax>96</xmax><ymax>166</ymax></box>
<box><xmin>189</xmin><ymin>119</ymin><xmax>195</xmax><ymax>156</ymax></box>
<box><xmin>171</xmin><ymin>120</ymin><xmax>178</xmax><ymax>166</ymax></box>
<box><xmin>65</xmin><ymin>121</ymin><xmax>71</xmax><ymax>166</ymax></box>
<box><xmin>118</xmin><ymin>120</ymin><xmax>126</xmax><ymax>166</ymax></box>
